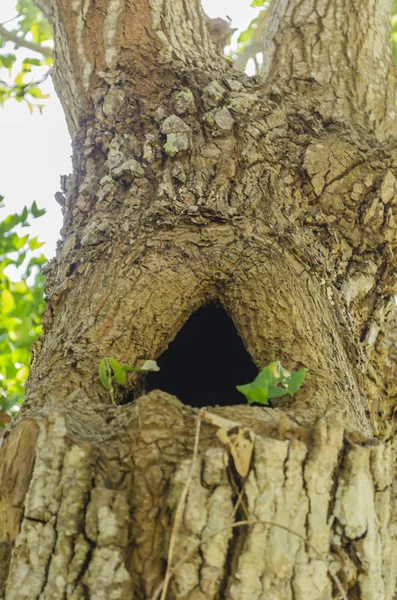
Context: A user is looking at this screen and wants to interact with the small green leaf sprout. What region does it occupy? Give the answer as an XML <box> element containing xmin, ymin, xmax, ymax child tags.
<box><xmin>237</xmin><ymin>361</ymin><xmax>307</xmax><ymax>405</ymax></box>
<box><xmin>98</xmin><ymin>357</ymin><xmax>160</xmax><ymax>404</ymax></box>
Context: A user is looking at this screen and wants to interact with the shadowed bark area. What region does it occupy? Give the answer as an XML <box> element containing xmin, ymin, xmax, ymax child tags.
<box><xmin>144</xmin><ymin>305</ymin><xmax>258</xmax><ymax>407</ymax></box>
<box><xmin>0</xmin><ymin>421</ymin><xmax>39</xmax><ymax>593</ymax></box>
<box><xmin>2</xmin><ymin>0</ymin><xmax>397</xmax><ymax>597</ymax></box>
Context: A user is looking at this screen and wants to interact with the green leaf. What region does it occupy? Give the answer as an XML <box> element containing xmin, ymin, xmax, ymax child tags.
<box><xmin>99</xmin><ymin>356</ymin><xmax>160</xmax><ymax>392</ymax></box>
<box><xmin>29</xmin><ymin>237</ymin><xmax>45</xmax><ymax>250</ymax></box>
<box><xmin>237</xmin><ymin>361</ymin><xmax>307</xmax><ymax>405</ymax></box>
<box><xmin>98</xmin><ymin>357</ymin><xmax>129</xmax><ymax>387</ymax></box>
<box><xmin>21</xmin><ymin>206</ymin><xmax>28</xmax><ymax>222</ymax></box>
<box><xmin>98</xmin><ymin>358</ymin><xmax>111</xmax><ymax>390</ymax></box>
<box><xmin>107</xmin><ymin>357</ymin><xmax>126</xmax><ymax>385</ymax></box>
<box><xmin>236</xmin><ymin>380</ymin><xmax>270</xmax><ymax>404</ymax></box>
<box><xmin>0</xmin><ymin>209</ymin><xmax>28</xmax><ymax>235</ymax></box>
<box><xmin>113</xmin><ymin>369</ymin><xmax>126</xmax><ymax>386</ymax></box>
<box><xmin>31</xmin><ymin>201</ymin><xmax>46</xmax><ymax>218</ymax></box>
<box><xmin>12</xmin><ymin>234</ymin><xmax>29</xmax><ymax>250</ymax></box>
<box><xmin>0</xmin><ymin>54</ymin><xmax>17</xmax><ymax>69</ymax></box>
<box><xmin>1</xmin><ymin>289</ymin><xmax>15</xmax><ymax>312</ymax></box>
<box><xmin>237</xmin><ymin>28</ymin><xmax>252</xmax><ymax>44</ymax></box>
<box><xmin>0</xmin><ymin>0</ymin><xmax>53</xmax><ymax>110</ymax></box>
<box><xmin>28</xmin><ymin>87</ymin><xmax>50</xmax><ymax>100</ymax></box>
<box><xmin>22</xmin><ymin>58</ymin><xmax>41</xmax><ymax>67</ymax></box>
<box><xmin>106</xmin><ymin>357</ymin><xmax>120</xmax><ymax>371</ymax></box>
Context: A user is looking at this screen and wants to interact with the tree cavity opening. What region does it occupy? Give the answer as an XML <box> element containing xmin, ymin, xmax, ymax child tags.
<box><xmin>146</xmin><ymin>304</ymin><xmax>258</xmax><ymax>408</ymax></box>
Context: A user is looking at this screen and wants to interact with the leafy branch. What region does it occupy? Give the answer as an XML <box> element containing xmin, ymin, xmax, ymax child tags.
<box><xmin>0</xmin><ymin>0</ymin><xmax>53</xmax><ymax>109</ymax></box>
<box><xmin>98</xmin><ymin>357</ymin><xmax>160</xmax><ymax>404</ymax></box>
<box><xmin>0</xmin><ymin>198</ymin><xmax>46</xmax><ymax>425</ymax></box>
<box><xmin>0</xmin><ymin>23</ymin><xmax>52</xmax><ymax>58</ymax></box>
<box><xmin>237</xmin><ymin>361</ymin><xmax>307</xmax><ymax>405</ymax></box>
<box><xmin>231</xmin><ymin>1</ymin><xmax>272</xmax><ymax>74</ymax></box>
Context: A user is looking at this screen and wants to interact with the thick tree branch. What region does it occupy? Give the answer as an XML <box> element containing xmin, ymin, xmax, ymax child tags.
<box><xmin>262</xmin><ymin>0</ymin><xmax>397</xmax><ymax>139</ymax></box>
<box><xmin>32</xmin><ymin>0</ymin><xmax>53</xmax><ymax>24</ymax></box>
<box><xmin>234</xmin><ymin>9</ymin><xmax>270</xmax><ymax>73</ymax></box>
<box><xmin>234</xmin><ymin>42</ymin><xmax>262</xmax><ymax>73</ymax></box>
<box><xmin>0</xmin><ymin>24</ymin><xmax>53</xmax><ymax>58</ymax></box>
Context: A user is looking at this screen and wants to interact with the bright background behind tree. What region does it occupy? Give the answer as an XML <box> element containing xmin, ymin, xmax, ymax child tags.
<box><xmin>1</xmin><ymin>0</ymin><xmax>397</xmax><ymax>423</ymax></box>
<box><xmin>0</xmin><ymin>201</ymin><xmax>46</xmax><ymax>423</ymax></box>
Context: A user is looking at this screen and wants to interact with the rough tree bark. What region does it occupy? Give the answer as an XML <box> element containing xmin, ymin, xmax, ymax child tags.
<box><xmin>1</xmin><ymin>0</ymin><xmax>397</xmax><ymax>598</ymax></box>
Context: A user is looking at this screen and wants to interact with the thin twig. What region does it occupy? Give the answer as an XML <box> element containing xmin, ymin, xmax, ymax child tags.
<box><xmin>159</xmin><ymin>410</ymin><xmax>203</xmax><ymax>600</ymax></box>
<box><xmin>152</xmin><ymin>518</ymin><xmax>348</xmax><ymax>600</ymax></box>
<box><xmin>253</xmin><ymin>54</ymin><xmax>261</xmax><ymax>77</ymax></box>
<box><xmin>0</xmin><ymin>15</ymin><xmax>20</xmax><ymax>27</ymax></box>
<box><xmin>0</xmin><ymin>24</ymin><xmax>53</xmax><ymax>58</ymax></box>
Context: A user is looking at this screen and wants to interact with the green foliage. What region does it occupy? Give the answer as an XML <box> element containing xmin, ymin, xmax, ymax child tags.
<box><xmin>229</xmin><ymin>1</ymin><xmax>271</xmax><ymax>74</ymax></box>
<box><xmin>16</xmin><ymin>0</ymin><xmax>52</xmax><ymax>42</ymax></box>
<box><xmin>0</xmin><ymin>199</ymin><xmax>46</xmax><ymax>424</ymax></box>
<box><xmin>237</xmin><ymin>361</ymin><xmax>307</xmax><ymax>405</ymax></box>
<box><xmin>237</xmin><ymin>5</ymin><xmax>269</xmax><ymax>45</ymax></box>
<box><xmin>99</xmin><ymin>357</ymin><xmax>160</xmax><ymax>404</ymax></box>
<box><xmin>0</xmin><ymin>0</ymin><xmax>52</xmax><ymax>111</ymax></box>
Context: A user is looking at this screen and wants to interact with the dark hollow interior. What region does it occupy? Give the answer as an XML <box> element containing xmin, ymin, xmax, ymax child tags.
<box><xmin>146</xmin><ymin>305</ymin><xmax>258</xmax><ymax>407</ymax></box>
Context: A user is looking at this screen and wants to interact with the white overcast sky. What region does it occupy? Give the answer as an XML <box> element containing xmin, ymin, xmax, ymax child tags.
<box><xmin>0</xmin><ymin>0</ymin><xmax>256</xmax><ymax>259</ymax></box>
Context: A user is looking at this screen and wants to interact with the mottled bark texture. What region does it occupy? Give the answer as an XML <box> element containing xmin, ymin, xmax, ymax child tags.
<box><xmin>2</xmin><ymin>0</ymin><xmax>397</xmax><ymax>597</ymax></box>
<box><xmin>262</xmin><ymin>0</ymin><xmax>397</xmax><ymax>139</ymax></box>
<box><xmin>2</xmin><ymin>399</ymin><xmax>397</xmax><ymax>600</ymax></box>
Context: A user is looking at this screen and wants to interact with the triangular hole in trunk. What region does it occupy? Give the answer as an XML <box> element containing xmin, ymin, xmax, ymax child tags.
<box><xmin>146</xmin><ymin>304</ymin><xmax>258</xmax><ymax>407</ymax></box>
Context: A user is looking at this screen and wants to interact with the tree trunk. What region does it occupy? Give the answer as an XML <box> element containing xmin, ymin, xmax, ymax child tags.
<box><xmin>2</xmin><ymin>0</ymin><xmax>397</xmax><ymax>598</ymax></box>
